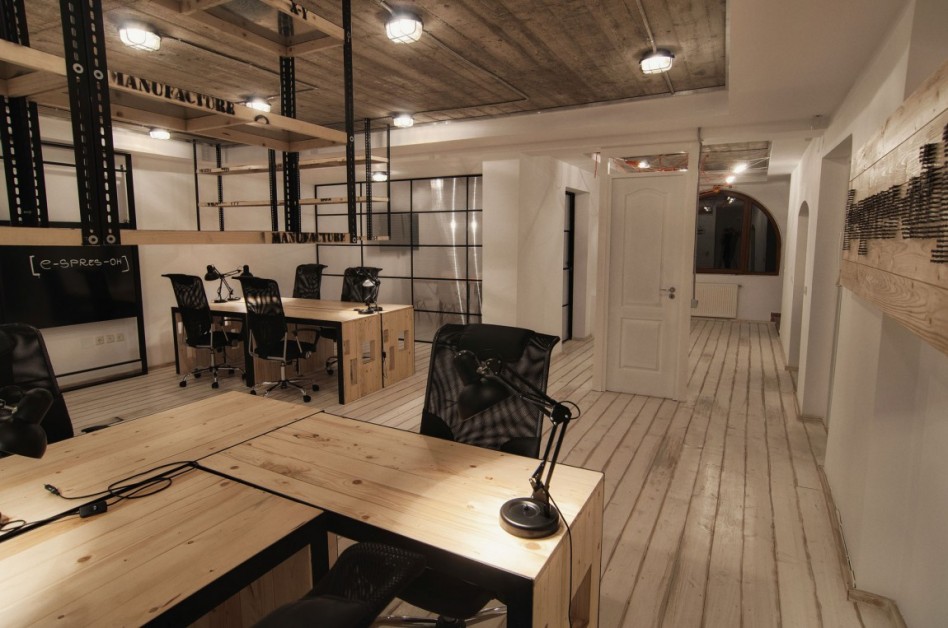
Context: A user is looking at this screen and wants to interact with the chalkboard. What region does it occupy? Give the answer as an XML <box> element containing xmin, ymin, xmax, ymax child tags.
<box><xmin>0</xmin><ymin>245</ymin><xmax>141</xmax><ymax>328</ymax></box>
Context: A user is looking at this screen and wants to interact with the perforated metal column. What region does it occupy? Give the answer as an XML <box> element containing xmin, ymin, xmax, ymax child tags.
<box><xmin>343</xmin><ymin>0</ymin><xmax>357</xmax><ymax>242</ymax></box>
<box><xmin>0</xmin><ymin>0</ymin><xmax>48</xmax><ymax>227</ymax></box>
<box><xmin>280</xmin><ymin>55</ymin><xmax>301</xmax><ymax>233</ymax></box>
<box><xmin>59</xmin><ymin>0</ymin><xmax>121</xmax><ymax>245</ymax></box>
<box><xmin>364</xmin><ymin>118</ymin><xmax>373</xmax><ymax>240</ymax></box>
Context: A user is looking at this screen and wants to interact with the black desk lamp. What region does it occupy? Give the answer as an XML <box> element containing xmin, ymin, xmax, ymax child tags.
<box><xmin>454</xmin><ymin>350</ymin><xmax>576</xmax><ymax>538</ymax></box>
<box><xmin>357</xmin><ymin>276</ymin><xmax>382</xmax><ymax>315</ymax></box>
<box><xmin>204</xmin><ymin>265</ymin><xmax>252</xmax><ymax>303</ymax></box>
<box><xmin>0</xmin><ymin>386</ymin><xmax>54</xmax><ymax>458</ymax></box>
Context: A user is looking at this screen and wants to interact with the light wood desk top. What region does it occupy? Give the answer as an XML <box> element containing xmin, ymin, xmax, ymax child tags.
<box><xmin>208</xmin><ymin>297</ymin><xmax>396</xmax><ymax>324</ymax></box>
<box><xmin>0</xmin><ymin>392</ymin><xmax>318</xmax><ymax>524</ymax></box>
<box><xmin>201</xmin><ymin>412</ymin><xmax>604</xmax><ymax>626</ymax></box>
<box><xmin>0</xmin><ymin>469</ymin><xmax>321</xmax><ymax>627</ymax></box>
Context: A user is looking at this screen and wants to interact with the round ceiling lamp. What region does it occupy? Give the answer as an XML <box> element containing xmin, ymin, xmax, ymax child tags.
<box><xmin>393</xmin><ymin>113</ymin><xmax>415</xmax><ymax>128</ymax></box>
<box><xmin>149</xmin><ymin>128</ymin><xmax>171</xmax><ymax>140</ymax></box>
<box><xmin>119</xmin><ymin>25</ymin><xmax>161</xmax><ymax>52</ymax></box>
<box><xmin>386</xmin><ymin>12</ymin><xmax>423</xmax><ymax>44</ymax></box>
<box><xmin>244</xmin><ymin>98</ymin><xmax>272</xmax><ymax>113</ymax></box>
<box><xmin>639</xmin><ymin>49</ymin><xmax>674</xmax><ymax>75</ymax></box>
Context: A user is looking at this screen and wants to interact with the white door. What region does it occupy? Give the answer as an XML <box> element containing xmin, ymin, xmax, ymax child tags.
<box><xmin>606</xmin><ymin>174</ymin><xmax>688</xmax><ymax>399</ymax></box>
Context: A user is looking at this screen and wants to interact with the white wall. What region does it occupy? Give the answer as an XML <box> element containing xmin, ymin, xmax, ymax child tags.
<box><xmin>483</xmin><ymin>156</ymin><xmax>598</xmax><ymax>340</ymax></box>
<box><xmin>782</xmin><ymin>1</ymin><xmax>948</xmax><ymax>624</ymax></box>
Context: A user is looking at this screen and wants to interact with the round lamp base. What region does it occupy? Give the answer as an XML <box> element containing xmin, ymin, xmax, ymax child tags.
<box><xmin>499</xmin><ymin>497</ymin><xmax>560</xmax><ymax>538</ymax></box>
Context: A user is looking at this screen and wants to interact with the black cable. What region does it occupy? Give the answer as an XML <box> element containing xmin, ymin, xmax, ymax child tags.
<box><xmin>1</xmin><ymin>462</ymin><xmax>198</xmax><ymax>544</ymax></box>
<box><xmin>43</xmin><ymin>461</ymin><xmax>197</xmax><ymax>501</ymax></box>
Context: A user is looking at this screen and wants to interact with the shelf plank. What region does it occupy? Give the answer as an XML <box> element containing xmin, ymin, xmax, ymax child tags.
<box><xmin>201</xmin><ymin>196</ymin><xmax>387</xmax><ymax>208</ymax></box>
<box><xmin>198</xmin><ymin>155</ymin><xmax>388</xmax><ymax>175</ymax></box>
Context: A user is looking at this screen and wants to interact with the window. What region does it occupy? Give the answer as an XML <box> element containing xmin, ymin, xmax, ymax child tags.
<box><xmin>695</xmin><ymin>190</ymin><xmax>780</xmax><ymax>274</ymax></box>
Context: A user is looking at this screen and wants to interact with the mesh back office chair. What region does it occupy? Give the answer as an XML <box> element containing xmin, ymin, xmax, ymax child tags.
<box><xmin>239</xmin><ymin>276</ymin><xmax>319</xmax><ymax>402</ymax></box>
<box><xmin>0</xmin><ymin>324</ymin><xmax>117</xmax><ymax>452</ymax></box>
<box><xmin>292</xmin><ymin>263</ymin><xmax>328</xmax><ymax>299</ymax></box>
<box><xmin>325</xmin><ymin>266</ymin><xmax>382</xmax><ymax>375</ymax></box>
<box><xmin>0</xmin><ymin>323</ymin><xmax>73</xmax><ymax>445</ymax></box>
<box><xmin>384</xmin><ymin>323</ymin><xmax>559</xmax><ymax>626</ymax></box>
<box><xmin>164</xmin><ymin>274</ymin><xmax>243</xmax><ymax>389</ymax></box>
<box><xmin>254</xmin><ymin>542</ymin><xmax>425</xmax><ymax>628</ymax></box>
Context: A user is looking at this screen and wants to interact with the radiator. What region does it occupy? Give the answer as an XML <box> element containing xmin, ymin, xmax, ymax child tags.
<box><xmin>692</xmin><ymin>283</ymin><xmax>739</xmax><ymax>318</ymax></box>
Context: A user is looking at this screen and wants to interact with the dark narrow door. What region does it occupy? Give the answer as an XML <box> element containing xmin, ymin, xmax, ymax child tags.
<box><xmin>563</xmin><ymin>191</ymin><xmax>576</xmax><ymax>341</ymax></box>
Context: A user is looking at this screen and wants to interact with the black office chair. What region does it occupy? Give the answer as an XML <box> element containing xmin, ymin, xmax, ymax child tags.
<box><xmin>239</xmin><ymin>276</ymin><xmax>319</xmax><ymax>402</ymax></box>
<box><xmin>255</xmin><ymin>542</ymin><xmax>425</xmax><ymax>628</ymax></box>
<box><xmin>326</xmin><ymin>266</ymin><xmax>383</xmax><ymax>375</ymax></box>
<box><xmin>292</xmin><ymin>263</ymin><xmax>328</xmax><ymax>299</ymax></box>
<box><xmin>0</xmin><ymin>323</ymin><xmax>116</xmax><ymax>452</ymax></box>
<box><xmin>383</xmin><ymin>323</ymin><xmax>559</xmax><ymax>627</ymax></box>
<box><xmin>164</xmin><ymin>274</ymin><xmax>244</xmax><ymax>389</ymax></box>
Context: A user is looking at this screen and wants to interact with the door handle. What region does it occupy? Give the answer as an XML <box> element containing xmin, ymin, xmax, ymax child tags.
<box><xmin>660</xmin><ymin>286</ymin><xmax>676</xmax><ymax>299</ymax></box>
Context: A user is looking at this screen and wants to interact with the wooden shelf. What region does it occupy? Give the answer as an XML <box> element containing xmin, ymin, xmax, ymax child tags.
<box><xmin>198</xmin><ymin>155</ymin><xmax>388</xmax><ymax>176</ymax></box>
<box><xmin>201</xmin><ymin>196</ymin><xmax>387</xmax><ymax>208</ymax></box>
<box><xmin>0</xmin><ymin>226</ymin><xmax>360</xmax><ymax>246</ymax></box>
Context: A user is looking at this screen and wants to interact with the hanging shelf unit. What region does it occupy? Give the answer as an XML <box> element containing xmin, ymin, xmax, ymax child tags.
<box><xmin>0</xmin><ymin>0</ymin><xmax>379</xmax><ymax>246</ymax></box>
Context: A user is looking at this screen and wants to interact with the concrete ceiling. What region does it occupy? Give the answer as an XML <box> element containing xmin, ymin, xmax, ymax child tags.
<box><xmin>20</xmin><ymin>0</ymin><xmax>909</xmax><ymax>180</ymax></box>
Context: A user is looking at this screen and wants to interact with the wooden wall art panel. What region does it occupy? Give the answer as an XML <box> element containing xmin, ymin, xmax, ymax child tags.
<box><xmin>841</xmin><ymin>61</ymin><xmax>948</xmax><ymax>356</ymax></box>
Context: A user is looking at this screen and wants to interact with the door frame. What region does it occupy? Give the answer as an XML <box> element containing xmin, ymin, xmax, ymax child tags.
<box><xmin>593</xmin><ymin>141</ymin><xmax>699</xmax><ymax>400</ymax></box>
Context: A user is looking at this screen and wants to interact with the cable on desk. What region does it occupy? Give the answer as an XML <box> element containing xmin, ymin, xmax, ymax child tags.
<box><xmin>0</xmin><ymin>461</ymin><xmax>198</xmax><ymax>544</ymax></box>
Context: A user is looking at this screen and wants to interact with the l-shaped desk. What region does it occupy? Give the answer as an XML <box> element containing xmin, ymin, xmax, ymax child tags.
<box><xmin>0</xmin><ymin>392</ymin><xmax>604</xmax><ymax>627</ymax></box>
<box><xmin>172</xmin><ymin>298</ymin><xmax>415</xmax><ymax>404</ymax></box>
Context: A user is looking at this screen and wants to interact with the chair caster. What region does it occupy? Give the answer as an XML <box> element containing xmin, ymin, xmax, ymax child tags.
<box><xmin>250</xmin><ymin>390</ymin><xmax>257</xmax><ymax>395</ymax></box>
<box><xmin>327</xmin><ymin>368</ymin><xmax>334</xmax><ymax>375</ymax></box>
<box><xmin>212</xmin><ymin>382</ymin><xmax>219</xmax><ymax>389</ymax></box>
<box><xmin>311</xmin><ymin>384</ymin><xmax>319</xmax><ymax>391</ymax></box>
<box><xmin>303</xmin><ymin>395</ymin><xmax>311</xmax><ymax>402</ymax></box>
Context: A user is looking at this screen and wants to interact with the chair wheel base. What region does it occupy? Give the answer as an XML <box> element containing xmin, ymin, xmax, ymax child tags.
<box><xmin>179</xmin><ymin>381</ymin><xmax>187</xmax><ymax>388</ymax></box>
<box><xmin>212</xmin><ymin>382</ymin><xmax>219</xmax><ymax>389</ymax></box>
<box><xmin>311</xmin><ymin>384</ymin><xmax>319</xmax><ymax>391</ymax></box>
<box><xmin>194</xmin><ymin>372</ymin><xmax>201</xmax><ymax>378</ymax></box>
<box><xmin>250</xmin><ymin>390</ymin><xmax>258</xmax><ymax>395</ymax></box>
<box><xmin>303</xmin><ymin>395</ymin><xmax>311</xmax><ymax>402</ymax></box>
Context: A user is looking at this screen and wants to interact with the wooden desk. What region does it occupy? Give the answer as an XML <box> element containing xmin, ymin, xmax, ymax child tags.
<box><xmin>201</xmin><ymin>412</ymin><xmax>605</xmax><ymax>627</ymax></box>
<box><xmin>173</xmin><ymin>299</ymin><xmax>414</xmax><ymax>404</ymax></box>
<box><xmin>0</xmin><ymin>392</ymin><xmax>317</xmax><ymax>524</ymax></box>
<box><xmin>0</xmin><ymin>469</ymin><xmax>321</xmax><ymax>627</ymax></box>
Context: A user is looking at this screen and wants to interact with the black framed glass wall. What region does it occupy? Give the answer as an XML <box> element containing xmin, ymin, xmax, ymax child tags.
<box><xmin>314</xmin><ymin>175</ymin><xmax>482</xmax><ymax>342</ymax></box>
<box><xmin>695</xmin><ymin>190</ymin><xmax>780</xmax><ymax>275</ymax></box>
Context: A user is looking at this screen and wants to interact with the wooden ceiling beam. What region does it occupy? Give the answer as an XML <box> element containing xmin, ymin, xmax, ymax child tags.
<box><xmin>197</xmin><ymin>127</ymin><xmax>291</xmax><ymax>151</ymax></box>
<box><xmin>257</xmin><ymin>0</ymin><xmax>344</xmax><ymax>41</ymax></box>
<box><xmin>286</xmin><ymin>37</ymin><xmax>343</xmax><ymax>57</ymax></box>
<box><xmin>5</xmin><ymin>72</ymin><xmax>65</xmax><ymax>98</ymax></box>
<box><xmin>179</xmin><ymin>0</ymin><xmax>232</xmax><ymax>15</ymax></box>
<box><xmin>0</xmin><ymin>40</ymin><xmax>66</xmax><ymax>76</ymax></box>
<box><xmin>150</xmin><ymin>0</ymin><xmax>287</xmax><ymax>56</ymax></box>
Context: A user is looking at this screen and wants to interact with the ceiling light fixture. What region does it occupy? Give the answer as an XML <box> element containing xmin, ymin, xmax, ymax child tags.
<box><xmin>639</xmin><ymin>49</ymin><xmax>674</xmax><ymax>75</ymax></box>
<box><xmin>637</xmin><ymin>160</ymin><xmax>650</xmax><ymax>169</ymax></box>
<box><xmin>149</xmin><ymin>128</ymin><xmax>171</xmax><ymax>140</ymax></box>
<box><xmin>244</xmin><ymin>98</ymin><xmax>272</xmax><ymax>113</ymax></box>
<box><xmin>119</xmin><ymin>25</ymin><xmax>161</xmax><ymax>52</ymax></box>
<box><xmin>725</xmin><ymin>175</ymin><xmax>736</xmax><ymax>185</ymax></box>
<box><xmin>371</xmin><ymin>171</ymin><xmax>389</xmax><ymax>182</ymax></box>
<box><xmin>392</xmin><ymin>113</ymin><xmax>414</xmax><ymax>128</ymax></box>
<box><xmin>386</xmin><ymin>12</ymin><xmax>423</xmax><ymax>44</ymax></box>
<box><xmin>732</xmin><ymin>162</ymin><xmax>749</xmax><ymax>174</ymax></box>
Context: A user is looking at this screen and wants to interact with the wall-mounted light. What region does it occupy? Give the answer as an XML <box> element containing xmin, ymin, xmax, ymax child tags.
<box><xmin>639</xmin><ymin>49</ymin><xmax>674</xmax><ymax>74</ymax></box>
<box><xmin>244</xmin><ymin>98</ymin><xmax>272</xmax><ymax>113</ymax></box>
<box><xmin>119</xmin><ymin>25</ymin><xmax>161</xmax><ymax>52</ymax></box>
<box><xmin>393</xmin><ymin>113</ymin><xmax>414</xmax><ymax>128</ymax></box>
<box><xmin>386</xmin><ymin>12</ymin><xmax>423</xmax><ymax>43</ymax></box>
<box><xmin>149</xmin><ymin>128</ymin><xmax>171</xmax><ymax>140</ymax></box>
<box><xmin>371</xmin><ymin>171</ymin><xmax>389</xmax><ymax>182</ymax></box>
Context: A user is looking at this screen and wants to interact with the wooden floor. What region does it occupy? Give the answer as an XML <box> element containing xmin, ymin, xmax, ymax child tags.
<box><xmin>64</xmin><ymin>320</ymin><xmax>895</xmax><ymax>627</ymax></box>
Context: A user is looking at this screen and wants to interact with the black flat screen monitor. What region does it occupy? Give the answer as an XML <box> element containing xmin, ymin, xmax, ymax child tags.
<box><xmin>0</xmin><ymin>245</ymin><xmax>141</xmax><ymax>328</ymax></box>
